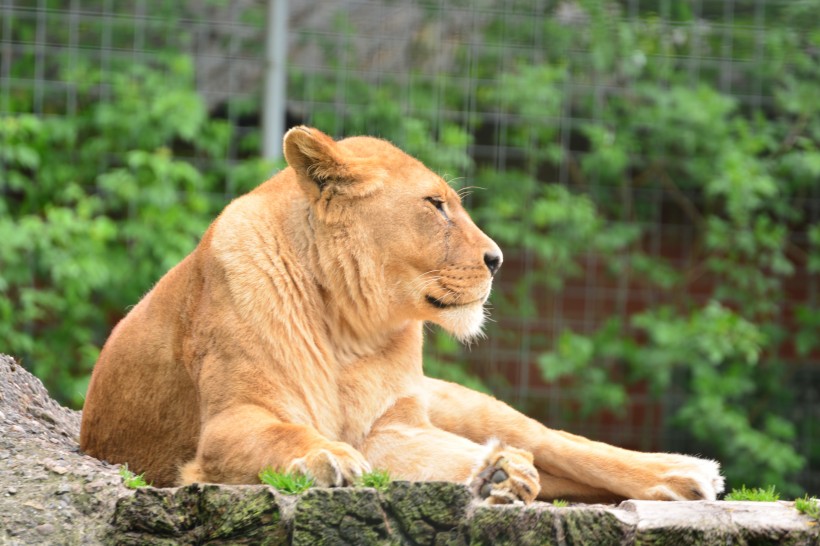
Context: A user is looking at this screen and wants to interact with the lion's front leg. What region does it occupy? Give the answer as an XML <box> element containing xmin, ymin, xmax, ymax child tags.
<box><xmin>179</xmin><ymin>404</ymin><xmax>371</xmax><ymax>487</ymax></box>
<box><xmin>362</xmin><ymin>397</ymin><xmax>540</xmax><ymax>504</ymax></box>
<box><xmin>425</xmin><ymin>377</ymin><xmax>725</xmax><ymax>502</ymax></box>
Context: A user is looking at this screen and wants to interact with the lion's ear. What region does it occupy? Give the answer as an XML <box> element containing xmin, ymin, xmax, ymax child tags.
<box><xmin>283</xmin><ymin>126</ymin><xmax>351</xmax><ymax>191</ymax></box>
<box><xmin>283</xmin><ymin>126</ymin><xmax>386</xmax><ymax>203</ymax></box>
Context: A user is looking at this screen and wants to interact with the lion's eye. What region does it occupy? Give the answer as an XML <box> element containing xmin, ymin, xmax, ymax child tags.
<box><xmin>425</xmin><ymin>197</ymin><xmax>445</xmax><ymax>210</ymax></box>
<box><xmin>425</xmin><ymin>197</ymin><xmax>449</xmax><ymax>220</ymax></box>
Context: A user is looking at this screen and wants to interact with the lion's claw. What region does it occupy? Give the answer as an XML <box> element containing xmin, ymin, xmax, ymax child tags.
<box><xmin>287</xmin><ymin>443</ymin><xmax>371</xmax><ymax>488</ymax></box>
<box><xmin>469</xmin><ymin>441</ymin><xmax>540</xmax><ymax>505</ymax></box>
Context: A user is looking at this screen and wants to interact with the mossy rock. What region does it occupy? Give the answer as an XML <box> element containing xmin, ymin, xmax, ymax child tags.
<box><xmin>292</xmin><ymin>487</ymin><xmax>389</xmax><ymax>546</ymax></box>
<box><xmin>468</xmin><ymin>503</ymin><xmax>634</xmax><ymax>546</ymax></box>
<box><xmin>3</xmin><ymin>358</ymin><xmax>820</xmax><ymax>546</ymax></box>
<box><xmin>110</xmin><ymin>483</ymin><xmax>287</xmax><ymax>545</ymax></box>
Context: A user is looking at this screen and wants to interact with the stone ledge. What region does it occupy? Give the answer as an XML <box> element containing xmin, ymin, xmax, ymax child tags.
<box><xmin>1</xmin><ymin>354</ymin><xmax>818</xmax><ymax>545</ymax></box>
<box><xmin>111</xmin><ymin>483</ymin><xmax>820</xmax><ymax>545</ymax></box>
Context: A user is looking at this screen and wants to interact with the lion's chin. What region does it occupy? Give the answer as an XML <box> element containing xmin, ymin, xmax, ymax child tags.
<box><xmin>436</xmin><ymin>302</ymin><xmax>487</xmax><ymax>344</ymax></box>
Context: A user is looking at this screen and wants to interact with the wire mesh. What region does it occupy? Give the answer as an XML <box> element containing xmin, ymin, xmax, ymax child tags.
<box><xmin>1</xmin><ymin>0</ymin><xmax>818</xmax><ymax>492</ymax></box>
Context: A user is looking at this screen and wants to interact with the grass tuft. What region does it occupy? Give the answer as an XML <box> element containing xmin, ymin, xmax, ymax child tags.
<box><xmin>258</xmin><ymin>468</ymin><xmax>315</xmax><ymax>494</ymax></box>
<box><xmin>795</xmin><ymin>495</ymin><xmax>819</xmax><ymax>519</ymax></box>
<box><xmin>552</xmin><ymin>499</ymin><xmax>570</xmax><ymax>507</ymax></box>
<box><xmin>724</xmin><ymin>484</ymin><xmax>780</xmax><ymax>502</ymax></box>
<box><xmin>357</xmin><ymin>469</ymin><xmax>392</xmax><ymax>492</ymax></box>
<box><xmin>119</xmin><ymin>464</ymin><xmax>149</xmax><ymax>489</ymax></box>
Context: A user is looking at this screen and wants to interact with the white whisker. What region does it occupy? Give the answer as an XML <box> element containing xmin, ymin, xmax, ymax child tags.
<box><xmin>457</xmin><ymin>185</ymin><xmax>485</xmax><ymax>200</ymax></box>
<box><xmin>443</xmin><ymin>175</ymin><xmax>465</xmax><ymax>188</ymax></box>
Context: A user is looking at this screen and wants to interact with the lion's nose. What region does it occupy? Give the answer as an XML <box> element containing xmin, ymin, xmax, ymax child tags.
<box><xmin>484</xmin><ymin>251</ymin><xmax>502</xmax><ymax>276</ymax></box>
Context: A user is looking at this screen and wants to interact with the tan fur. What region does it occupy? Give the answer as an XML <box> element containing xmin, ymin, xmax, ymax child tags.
<box><xmin>80</xmin><ymin>126</ymin><xmax>724</xmax><ymax>502</ymax></box>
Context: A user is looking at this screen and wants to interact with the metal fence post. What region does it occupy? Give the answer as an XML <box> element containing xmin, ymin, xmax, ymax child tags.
<box><xmin>262</xmin><ymin>0</ymin><xmax>288</xmax><ymax>161</ymax></box>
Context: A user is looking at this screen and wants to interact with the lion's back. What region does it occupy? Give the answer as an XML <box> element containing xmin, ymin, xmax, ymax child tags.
<box><xmin>80</xmin><ymin>252</ymin><xmax>204</xmax><ymax>486</ymax></box>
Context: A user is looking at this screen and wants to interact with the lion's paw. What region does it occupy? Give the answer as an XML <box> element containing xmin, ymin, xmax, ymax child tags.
<box><xmin>468</xmin><ymin>440</ymin><xmax>540</xmax><ymax>505</ymax></box>
<box><xmin>642</xmin><ymin>454</ymin><xmax>725</xmax><ymax>501</ymax></box>
<box><xmin>287</xmin><ymin>442</ymin><xmax>371</xmax><ymax>487</ymax></box>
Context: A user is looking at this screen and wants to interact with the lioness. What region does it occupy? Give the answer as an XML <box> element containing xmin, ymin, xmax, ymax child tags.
<box><xmin>81</xmin><ymin>126</ymin><xmax>724</xmax><ymax>503</ymax></box>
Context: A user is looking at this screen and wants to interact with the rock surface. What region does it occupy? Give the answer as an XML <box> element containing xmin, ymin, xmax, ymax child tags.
<box><xmin>0</xmin><ymin>354</ymin><xmax>128</xmax><ymax>545</ymax></box>
<box><xmin>1</xmin><ymin>353</ymin><xmax>819</xmax><ymax>545</ymax></box>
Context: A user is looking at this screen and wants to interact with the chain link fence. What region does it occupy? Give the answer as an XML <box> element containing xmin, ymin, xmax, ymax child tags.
<box><xmin>2</xmin><ymin>0</ymin><xmax>818</xmax><ymax>493</ymax></box>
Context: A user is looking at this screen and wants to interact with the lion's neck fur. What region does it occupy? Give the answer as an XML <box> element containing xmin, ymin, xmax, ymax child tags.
<box><xmin>200</xmin><ymin>182</ymin><xmax>425</xmax><ymax>444</ymax></box>
<box><xmin>214</xmin><ymin>180</ymin><xmax>419</xmax><ymax>371</ymax></box>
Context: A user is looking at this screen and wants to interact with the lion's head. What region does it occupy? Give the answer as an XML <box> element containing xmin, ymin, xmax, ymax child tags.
<box><xmin>283</xmin><ymin>126</ymin><xmax>502</xmax><ymax>342</ymax></box>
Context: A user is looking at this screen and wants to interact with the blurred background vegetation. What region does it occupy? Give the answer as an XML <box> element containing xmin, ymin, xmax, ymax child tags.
<box><xmin>1</xmin><ymin>0</ymin><xmax>818</xmax><ymax>496</ymax></box>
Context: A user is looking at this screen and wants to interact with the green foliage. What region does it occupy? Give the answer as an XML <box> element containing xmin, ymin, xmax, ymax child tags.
<box><xmin>794</xmin><ymin>495</ymin><xmax>820</xmax><ymax>520</ymax></box>
<box><xmin>119</xmin><ymin>465</ymin><xmax>150</xmax><ymax>489</ymax></box>
<box><xmin>0</xmin><ymin>56</ymin><xmax>274</xmax><ymax>407</ymax></box>
<box><xmin>552</xmin><ymin>499</ymin><xmax>570</xmax><ymax>508</ymax></box>
<box><xmin>471</xmin><ymin>3</ymin><xmax>817</xmax><ymax>495</ymax></box>
<box><xmin>724</xmin><ymin>485</ymin><xmax>781</xmax><ymax>502</ymax></box>
<box><xmin>3</xmin><ymin>1</ymin><xmax>818</xmax><ymax>497</ymax></box>
<box><xmin>538</xmin><ymin>321</ymin><xmax>629</xmax><ymax>417</ymax></box>
<box><xmin>424</xmin><ymin>328</ymin><xmax>491</xmax><ymax>394</ymax></box>
<box><xmin>357</xmin><ymin>470</ymin><xmax>392</xmax><ymax>492</ymax></box>
<box><xmin>258</xmin><ymin>468</ymin><xmax>315</xmax><ymax>495</ymax></box>
<box><xmin>475</xmin><ymin>171</ymin><xmax>640</xmax><ymax>296</ymax></box>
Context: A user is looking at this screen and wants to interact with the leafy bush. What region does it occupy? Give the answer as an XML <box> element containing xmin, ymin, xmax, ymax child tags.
<box><xmin>0</xmin><ymin>56</ymin><xmax>274</xmax><ymax>407</ymax></box>
<box><xmin>3</xmin><ymin>1</ymin><xmax>818</xmax><ymax>495</ymax></box>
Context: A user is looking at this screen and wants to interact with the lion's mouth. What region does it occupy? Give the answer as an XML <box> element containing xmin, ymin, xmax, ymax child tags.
<box><xmin>425</xmin><ymin>295</ymin><xmax>453</xmax><ymax>309</ymax></box>
<box><xmin>426</xmin><ymin>294</ymin><xmax>484</xmax><ymax>309</ymax></box>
